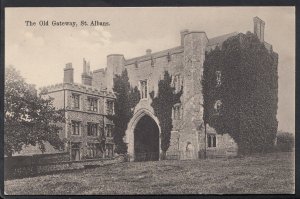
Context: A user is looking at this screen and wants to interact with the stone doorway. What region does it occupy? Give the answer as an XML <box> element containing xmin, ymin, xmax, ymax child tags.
<box><xmin>134</xmin><ymin>115</ymin><xmax>160</xmax><ymax>161</ymax></box>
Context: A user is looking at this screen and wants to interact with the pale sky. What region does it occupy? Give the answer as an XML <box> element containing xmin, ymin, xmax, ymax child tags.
<box><xmin>5</xmin><ymin>7</ymin><xmax>295</xmax><ymax>133</ymax></box>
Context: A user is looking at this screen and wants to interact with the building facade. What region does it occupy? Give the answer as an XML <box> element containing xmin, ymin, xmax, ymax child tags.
<box><xmin>41</xmin><ymin>61</ymin><xmax>116</xmax><ymax>161</ymax></box>
<box><xmin>43</xmin><ymin>16</ymin><xmax>276</xmax><ymax>161</ymax></box>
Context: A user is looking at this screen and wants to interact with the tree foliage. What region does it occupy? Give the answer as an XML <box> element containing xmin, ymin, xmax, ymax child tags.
<box><xmin>150</xmin><ymin>71</ymin><xmax>182</xmax><ymax>159</ymax></box>
<box><xmin>4</xmin><ymin>66</ymin><xmax>65</xmax><ymax>156</ymax></box>
<box><xmin>110</xmin><ymin>69</ymin><xmax>140</xmax><ymax>154</ymax></box>
<box><xmin>202</xmin><ymin>32</ymin><xmax>278</xmax><ymax>155</ymax></box>
<box><xmin>276</xmin><ymin>131</ymin><xmax>294</xmax><ymax>152</ymax></box>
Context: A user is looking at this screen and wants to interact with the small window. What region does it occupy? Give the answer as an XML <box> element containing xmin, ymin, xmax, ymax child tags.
<box><xmin>88</xmin><ymin>97</ymin><xmax>98</xmax><ymax>112</ymax></box>
<box><xmin>71</xmin><ymin>142</ymin><xmax>81</xmax><ymax>161</ymax></box>
<box><xmin>216</xmin><ymin>71</ymin><xmax>222</xmax><ymax>87</ymax></box>
<box><xmin>213</xmin><ymin>136</ymin><xmax>216</xmax><ymax>147</ymax></box>
<box><xmin>140</xmin><ymin>80</ymin><xmax>148</xmax><ymax>99</ymax></box>
<box><xmin>87</xmin><ymin>123</ymin><xmax>98</xmax><ymax>137</ymax></box>
<box><xmin>208</xmin><ymin>135</ymin><xmax>211</xmax><ymax>148</ymax></box>
<box><xmin>151</xmin><ymin>57</ymin><xmax>155</xmax><ymax>67</ymax></box>
<box><xmin>207</xmin><ymin>135</ymin><xmax>216</xmax><ymax>148</ymax></box>
<box><xmin>71</xmin><ymin>121</ymin><xmax>80</xmax><ymax>135</ymax></box>
<box><xmin>173</xmin><ymin>75</ymin><xmax>182</xmax><ymax>93</ymax></box>
<box><xmin>86</xmin><ymin>143</ymin><xmax>97</xmax><ymax>159</ymax></box>
<box><xmin>105</xmin><ymin>144</ymin><xmax>114</xmax><ymax>157</ymax></box>
<box><xmin>106</xmin><ymin>124</ymin><xmax>113</xmax><ymax>137</ymax></box>
<box><xmin>214</xmin><ymin>100</ymin><xmax>222</xmax><ymax>115</ymax></box>
<box><xmin>173</xmin><ymin>104</ymin><xmax>182</xmax><ymax>120</ymax></box>
<box><xmin>72</xmin><ymin>94</ymin><xmax>80</xmax><ymax>109</ymax></box>
<box><xmin>106</xmin><ymin>100</ymin><xmax>114</xmax><ymax>115</ymax></box>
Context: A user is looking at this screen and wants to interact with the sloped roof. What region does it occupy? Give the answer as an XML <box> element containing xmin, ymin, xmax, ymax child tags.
<box><xmin>207</xmin><ymin>32</ymin><xmax>239</xmax><ymax>47</ymax></box>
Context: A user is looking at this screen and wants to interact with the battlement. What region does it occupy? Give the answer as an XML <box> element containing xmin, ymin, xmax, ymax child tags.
<box><xmin>125</xmin><ymin>46</ymin><xmax>183</xmax><ymax>66</ymax></box>
<box><xmin>92</xmin><ymin>68</ymin><xmax>106</xmax><ymax>74</ymax></box>
<box><xmin>39</xmin><ymin>83</ymin><xmax>115</xmax><ymax>98</ymax></box>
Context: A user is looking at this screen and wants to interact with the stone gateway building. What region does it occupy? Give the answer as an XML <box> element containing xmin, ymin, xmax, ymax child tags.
<box><xmin>43</xmin><ymin>17</ymin><xmax>276</xmax><ymax>161</ymax></box>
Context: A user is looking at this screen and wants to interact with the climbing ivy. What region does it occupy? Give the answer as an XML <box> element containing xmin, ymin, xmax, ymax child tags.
<box><xmin>110</xmin><ymin>69</ymin><xmax>140</xmax><ymax>154</ymax></box>
<box><xmin>202</xmin><ymin>32</ymin><xmax>278</xmax><ymax>155</ymax></box>
<box><xmin>150</xmin><ymin>71</ymin><xmax>182</xmax><ymax>159</ymax></box>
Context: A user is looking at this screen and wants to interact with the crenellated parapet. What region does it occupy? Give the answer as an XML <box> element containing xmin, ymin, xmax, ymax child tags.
<box><xmin>125</xmin><ymin>46</ymin><xmax>183</xmax><ymax>66</ymax></box>
<box><xmin>40</xmin><ymin>82</ymin><xmax>115</xmax><ymax>98</ymax></box>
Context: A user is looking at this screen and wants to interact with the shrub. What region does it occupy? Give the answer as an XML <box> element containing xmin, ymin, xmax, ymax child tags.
<box><xmin>276</xmin><ymin>132</ymin><xmax>294</xmax><ymax>152</ymax></box>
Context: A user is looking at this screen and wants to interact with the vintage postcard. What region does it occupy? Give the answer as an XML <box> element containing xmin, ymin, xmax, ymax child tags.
<box><xmin>4</xmin><ymin>6</ymin><xmax>295</xmax><ymax>195</ymax></box>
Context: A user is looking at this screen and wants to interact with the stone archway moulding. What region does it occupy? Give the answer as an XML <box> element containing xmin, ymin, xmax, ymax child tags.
<box><xmin>125</xmin><ymin>107</ymin><xmax>161</xmax><ymax>161</ymax></box>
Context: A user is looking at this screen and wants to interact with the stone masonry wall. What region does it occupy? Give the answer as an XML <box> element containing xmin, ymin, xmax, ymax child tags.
<box><xmin>101</xmin><ymin>31</ymin><xmax>240</xmax><ymax>159</ymax></box>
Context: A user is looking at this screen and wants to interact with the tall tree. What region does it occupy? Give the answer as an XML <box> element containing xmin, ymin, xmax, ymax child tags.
<box><xmin>4</xmin><ymin>66</ymin><xmax>65</xmax><ymax>156</ymax></box>
<box><xmin>151</xmin><ymin>71</ymin><xmax>182</xmax><ymax>159</ymax></box>
<box><xmin>111</xmin><ymin>69</ymin><xmax>140</xmax><ymax>154</ymax></box>
<box><xmin>202</xmin><ymin>32</ymin><xmax>278</xmax><ymax>155</ymax></box>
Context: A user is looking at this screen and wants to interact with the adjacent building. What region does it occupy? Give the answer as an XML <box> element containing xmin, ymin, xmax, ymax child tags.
<box><xmin>41</xmin><ymin>60</ymin><xmax>116</xmax><ymax>161</ymax></box>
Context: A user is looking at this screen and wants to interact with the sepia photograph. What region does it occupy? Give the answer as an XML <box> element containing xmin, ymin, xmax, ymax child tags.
<box><xmin>3</xmin><ymin>6</ymin><xmax>295</xmax><ymax>195</ymax></box>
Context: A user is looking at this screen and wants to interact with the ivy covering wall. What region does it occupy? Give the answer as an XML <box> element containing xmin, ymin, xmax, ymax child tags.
<box><xmin>202</xmin><ymin>32</ymin><xmax>278</xmax><ymax>155</ymax></box>
<box><xmin>110</xmin><ymin>69</ymin><xmax>140</xmax><ymax>154</ymax></box>
<box><xmin>150</xmin><ymin>71</ymin><xmax>182</xmax><ymax>159</ymax></box>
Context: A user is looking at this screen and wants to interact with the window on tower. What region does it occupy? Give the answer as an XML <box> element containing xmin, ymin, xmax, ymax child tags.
<box><xmin>173</xmin><ymin>103</ymin><xmax>182</xmax><ymax>120</ymax></box>
<box><xmin>214</xmin><ymin>100</ymin><xmax>222</xmax><ymax>115</ymax></box>
<box><xmin>173</xmin><ymin>74</ymin><xmax>182</xmax><ymax>93</ymax></box>
<box><xmin>216</xmin><ymin>71</ymin><xmax>222</xmax><ymax>87</ymax></box>
<box><xmin>140</xmin><ymin>80</ymin><xmax>148</xmax><ymax>99</ymax></box>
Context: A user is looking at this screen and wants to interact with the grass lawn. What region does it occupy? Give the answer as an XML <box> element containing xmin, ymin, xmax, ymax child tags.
<box><xmin>5</xmin><ymin>152</ymin><xmax>294</xmax><ymax>195</ymax></box>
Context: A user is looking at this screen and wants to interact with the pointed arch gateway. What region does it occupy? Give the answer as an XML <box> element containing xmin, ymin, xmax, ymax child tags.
<box><xmin>125</xmin><ymin>108</ymin><xmax>161</xmax><ymax>161</ymax></box>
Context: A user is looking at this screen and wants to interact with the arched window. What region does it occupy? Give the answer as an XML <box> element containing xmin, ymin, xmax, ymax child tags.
<box><xmin>214</xmin><ymin>100</ymin><xmax>222</xmax><ymax>115</ymax></box>
<box><xmin>186</xmin><ymin>142</ymin><xmax>194</xmax><ymax>151</ymax></box>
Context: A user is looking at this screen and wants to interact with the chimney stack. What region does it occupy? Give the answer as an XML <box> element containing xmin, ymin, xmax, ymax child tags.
<box><xmin>63</xmin><ymin>63</ymin><xmax>74</xmax><ymax>83</ymax></box>
<box><xmin>81</xmin><ymin>58</ymin><xmax>92</xmax><ymax>86</ymax></box>
<box><xmin>253</xmin><ymin>16</ymin><xmax>265</xmax><ymax>42</ymax></box>
<box><xmin>146</xmin><ymin>49</ymin><xmax>152</xmax><ymax>55</ymax></box>
<box><xmin>180</xmin><ymin>29</ymin><xmax>189</xmax><ymax>46</ymax></box>
<box><xmin>87</xmin><ymin>61</ymin><xmax>90</xmax><ymax>75</ymax></box>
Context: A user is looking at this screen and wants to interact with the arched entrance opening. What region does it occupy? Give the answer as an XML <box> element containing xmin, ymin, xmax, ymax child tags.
<box><xmin>134</xmin><ymin>115</ymin><xmax>160</xmax><ymax>161</ymax></box>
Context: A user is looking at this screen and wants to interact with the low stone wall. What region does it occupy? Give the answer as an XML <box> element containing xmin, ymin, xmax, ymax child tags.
<box><xmin>5</xmin><ymin>155</ymin><xmax>125</xmax><ymax>180</ymax></box>
<box><xmin>166</xmin><ymin>148</ymin><xmax>238</xmax><ymax>160</ymax></box>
